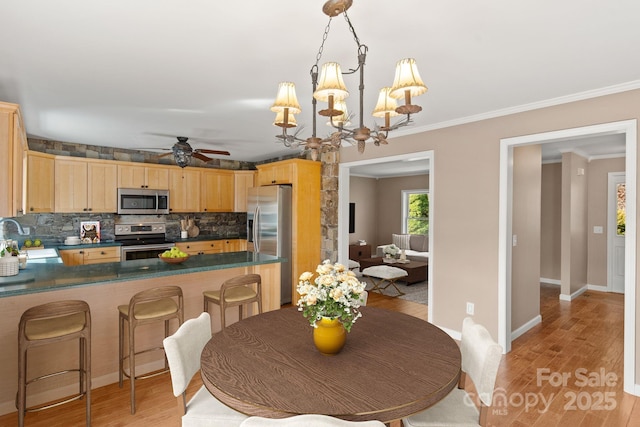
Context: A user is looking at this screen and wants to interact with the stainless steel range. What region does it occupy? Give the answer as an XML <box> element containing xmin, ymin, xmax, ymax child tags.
<box><xmin>115</xmin><ymin>222</ymin><xmax>175</xmax><ymax>261</ymax></box>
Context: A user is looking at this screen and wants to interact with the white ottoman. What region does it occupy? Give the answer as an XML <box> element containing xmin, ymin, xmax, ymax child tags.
<box><xmin>348</xmin><ymin>259</ymin><xmax>360</xmax><ymax>271</ymax></box>
<box><xmin>362</xmin><ymin>265</ymin><xmax>408</xmax><ymax>297</ymax></box>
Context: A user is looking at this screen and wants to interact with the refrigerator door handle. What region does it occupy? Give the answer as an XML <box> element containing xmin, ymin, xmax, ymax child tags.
<box><xmin>254</xmin><ymin>206</ymin><xmax>260</xmax><ymax>252</ymax></box>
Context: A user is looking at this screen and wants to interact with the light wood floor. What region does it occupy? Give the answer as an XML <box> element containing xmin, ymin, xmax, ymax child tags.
<box><xmin>1</xmin><ymin>285</ymin><xmax>638</xmax><ymax>426</ymax></box>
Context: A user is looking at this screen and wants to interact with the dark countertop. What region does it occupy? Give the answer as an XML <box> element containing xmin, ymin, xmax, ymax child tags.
<box><xmin>0</xmin><ymin>251</ymin><xmax>282</xmax><ymax>298</ymax></box>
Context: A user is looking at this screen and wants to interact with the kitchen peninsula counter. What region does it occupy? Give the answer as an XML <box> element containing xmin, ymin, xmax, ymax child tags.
<box><xmin>0</xmin><ymin>251</ymin><xmax>283</xmax><ymax>416</ymax></box>
<box><xmin>0</xmin><ymin>251</ymin><xmax>280</xmax><ymax>298</ymax></box>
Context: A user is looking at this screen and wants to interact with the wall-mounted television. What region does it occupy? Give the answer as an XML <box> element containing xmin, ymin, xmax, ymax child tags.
<box><xmin>349</xmin><ymin>203</ymin><xmax>355</xmax><ymax>234</ymax></box>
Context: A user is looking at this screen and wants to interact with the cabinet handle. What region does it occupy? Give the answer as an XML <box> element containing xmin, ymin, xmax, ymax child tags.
<box><xmin>30</xmin><ymin>207</ymin><xmax>34</xmax><ymax>212</ymax></box>
<box><xmin>100</xmin><ymin>251</ymin><xmax>106</xmax><ymax>255</ymax></box>
<box><xmin>79</xmin><ymin>251</ymin><xmax>84</xmax><ymax>254</ymax></box>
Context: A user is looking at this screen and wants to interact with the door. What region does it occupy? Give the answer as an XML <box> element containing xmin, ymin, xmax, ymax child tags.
<box><xmin>609</xmin><ymin>172</ymin><xmax>625</xmax><ymax>293</ymax></box>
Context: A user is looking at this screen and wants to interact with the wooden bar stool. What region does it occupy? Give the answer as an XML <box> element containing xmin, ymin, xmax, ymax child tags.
<box><xmin>17</xmin><ymin>300</ymin><xmax>91</xmax><ymax>427</ymax></box>
<box><xmin>118</xmin><ymin>286</ymin><xmax>183</xmax><ymax>414</ymax></box>
<box><xmin>204</xmin><ymin>274</ymin><xmax>262</xmax><ymax>330</ymax></box>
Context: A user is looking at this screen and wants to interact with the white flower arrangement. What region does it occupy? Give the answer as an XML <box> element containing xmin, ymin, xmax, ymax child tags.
<box><xmin>297</xmin><ymin>259</ymin><xmax>366</xmax><ymax>332</ymax></box>
<box><xmin>383</xmin><ymin>244</ymin><xmax>400</xmax><ymax>257</ymax></box>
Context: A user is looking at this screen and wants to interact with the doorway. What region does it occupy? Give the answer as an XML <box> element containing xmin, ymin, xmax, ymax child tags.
<box><xmin>499</xmin><ymin>119</ymin><xmax>637</xmax><ymax>395</ymax></box>
<box><xmin>338</xmin><ymin>150</ymin><xmax>434</xmax><ymax>322</ymax></box>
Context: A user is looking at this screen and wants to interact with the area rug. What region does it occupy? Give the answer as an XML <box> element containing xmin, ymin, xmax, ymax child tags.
<box><xmin>359</xmin><ymin>274</ymin><xmax>428</xmax><ymax>305</ymax></box>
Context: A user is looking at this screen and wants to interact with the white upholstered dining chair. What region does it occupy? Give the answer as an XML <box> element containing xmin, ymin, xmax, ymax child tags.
<box><xmin>163</xmin><ymin>312</ymin><xmax>247</xmax><ymax>427</ymax></box>
<box><xmin>402</xmin><ymin>317</ymin><xmax>503</xmax><ymax>427</ymax></box>
<box><xmin>240</xmin><ymin>414</ymin><xmax>385</xmax><ymax>426</ymax></box>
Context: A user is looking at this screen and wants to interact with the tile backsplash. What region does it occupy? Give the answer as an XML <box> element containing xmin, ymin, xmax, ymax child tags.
<box><xmin>2</xmin><ymin>212</ymin><xmax>247</xmax><ymax>244</ymax></box>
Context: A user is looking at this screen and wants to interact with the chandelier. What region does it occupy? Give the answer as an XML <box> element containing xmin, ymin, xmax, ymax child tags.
<box><xmin>271</xmin><ymin>0</ymin><xmax>427</xmax><ymax>160</ymax></box>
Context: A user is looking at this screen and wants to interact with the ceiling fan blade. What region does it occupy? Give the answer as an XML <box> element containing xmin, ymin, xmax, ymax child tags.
<box><xmin>192</xmin><ymin>152</ymin><xmax>214</xmax><ymax>162</ymax></box>
<box><xmin>156</xmin><ymin>152</ymin><xmax>174</xmax><ymax>158</ymax></box>
<box><xmin>196</xmin><ymin>149</ymin><xmax>231</xmax><ymax>156</ymax></box>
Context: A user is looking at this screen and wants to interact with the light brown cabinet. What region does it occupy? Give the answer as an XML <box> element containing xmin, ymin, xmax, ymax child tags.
<box><xmin>233</xmin><ymin>171</ymin><xmax>255</xmax><ymax>212</ymax></box>
<box><xmin>256</xmin><ymin>162</ymin><xmax>293</xmax><ymax>186</ymax></box>
<box><xmin>0</xmin><ymin>102</ymin><xmax>27</xmax><ymax>217</ymax></box>
<box><xmin>117</xmin><ymin>164</ymin><xmax>169</xmax><ymax>189</ymax></box>
<box><xmin>25</xmin><ymin>152</ymin><xmax>55</xmax><ymax>213</ymax></box>
<box><xmin>59</xmin><ymin>246</ymin><xmax>121</xmax><ymax>266</ymax></box>
<box><xmin>169</xmin><ymin>168</ymin><xmax>201</xmax><ymax>212</ymax></box>
<box><xmin>256</xmin><ymin>158</ymin><xmax>321</xmax><ymax>304</ymax></box>
<box><xmin>55</xmin><ymin>158</ymin><xmax>118</xmax><ymax>213</ymax></box>
<box><xmin>176</xmin><ymin>239</ymin><xmax>245</xmax><ymax>256</ymax></box>
<box><xmin>201</xmin><ymin>169</ymin><xmax>234</xmax><ymax>212</ymax></box>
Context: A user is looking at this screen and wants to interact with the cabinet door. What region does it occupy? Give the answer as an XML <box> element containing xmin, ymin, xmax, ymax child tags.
<box><xmin>12</xmin><ymin>113</ymin><xmax>27</xmax><ymax>215</ymax></box>
<box><xmin>169</xmin><ymin>169</ymin><xmax>201</xmax><ymax>212</ymax></box>
<box><xmin>55</xmin><ymin>158</ymin><xmax>88</xmax><ymax>213</ymax></box>
<box><xmin>0</xmin><ymin>102</ymin><xmax>27</xmax><ymax>217</ymax></box>
<box><xmin>59</xmin><ymin>249</ymin><xmax>84</xmax><ymax>266</ymax></box>
<box><xmin>146</xmin><ymin>166</ymin><xmax>169</xmax><ymax>190</ymax></box>
<box><xmin>202</xmin><ymin>170</ymin><xmax>234</xmax><ymax>212</ymax></box>
<box><xmin>176</xmin><ymin>241</ymin><xmax>222</xmax><ymax>255</ymax></box>
<box><xmin>83</xmin><ymin>246</ymin><xmax>120</xmax><ymax>264</ymax></box>
<box><xmin>118</xmin><ymin>164</ymin><xmax>146</xmax><ymax>188</ymax></box>
<box><xmin>234</xmin><ymin>171</ymin><xmax>255</xmax><ymax>212</ymax></box>
<box><xmin>25</xmin><ymin>152</ymin><xmax>55</xmax><ymax>213</ymax></box>
<box><xmin>87</xmin><ymin>162</ymin><xmax>118</xmax><ymax>212</ymax></box>
<box><xmin>257</xmin><ymin>162</ymin><xmax>293</xmax><ymax>185</ymax></box>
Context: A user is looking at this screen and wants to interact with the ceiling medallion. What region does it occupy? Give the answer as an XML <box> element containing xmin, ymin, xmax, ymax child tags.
<box><xmin>270</xmin><ymin>0</ymin><xmax>428</xmax><ymax>160</ymax></box>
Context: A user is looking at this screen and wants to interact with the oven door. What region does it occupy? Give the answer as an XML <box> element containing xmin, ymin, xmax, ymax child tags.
<box><xmin>121</xmin><ymin>243</ymin><xmax>175</xmax><ymax>261</ymax></box>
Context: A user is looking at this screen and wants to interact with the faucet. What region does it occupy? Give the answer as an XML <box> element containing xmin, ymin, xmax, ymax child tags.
<box><xmin>0</xmin><ymin>218</ymin><xmax>29</xmax><ymax>240</ymax></box>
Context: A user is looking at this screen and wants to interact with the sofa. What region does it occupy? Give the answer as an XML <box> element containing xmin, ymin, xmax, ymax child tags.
<box><xmin>376</xmin><ymin>234</ymin><xmax>429</xmax><ymax>263</ymax></box>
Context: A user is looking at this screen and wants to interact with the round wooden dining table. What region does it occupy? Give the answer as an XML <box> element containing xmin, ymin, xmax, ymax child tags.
<box><xmin>200</xmin><ymin>306</ymin><xmax>461</xmax><ymax>423</ymax></box>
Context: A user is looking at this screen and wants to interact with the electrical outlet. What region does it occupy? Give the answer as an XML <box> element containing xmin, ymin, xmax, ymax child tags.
<box><xmin>466</xmin><ymin>302</ymin><xmax>474</xmax><ymax>315</ymax></box>
<box><xmin>23</xmin><ymin>227</ymin><xmax>30</xmax><ymax>234</ymax></box>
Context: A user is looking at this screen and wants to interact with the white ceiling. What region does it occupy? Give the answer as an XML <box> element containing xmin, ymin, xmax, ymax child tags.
<box><xmin>1</xmin><ymin>1</ymin><xmax>639</xmax><ymax>163</ymax></box>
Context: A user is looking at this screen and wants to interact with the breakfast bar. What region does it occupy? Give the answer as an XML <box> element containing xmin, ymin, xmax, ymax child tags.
<box><xmin>0</xmin><ymin>251</ymin><xmax>283</xmax><ymax>416</ymax></box>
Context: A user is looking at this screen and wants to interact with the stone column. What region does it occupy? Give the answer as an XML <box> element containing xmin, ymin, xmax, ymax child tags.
<box><xmin>320</xmin><ymin>148</ymin><xmax>339</xmax><ymax>262</ymax></box>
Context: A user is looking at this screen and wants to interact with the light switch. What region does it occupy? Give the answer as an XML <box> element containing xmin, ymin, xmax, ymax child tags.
<box><xmin>512</xmin><ymin>235</ymin><xmax>517</xmax><ymax>246</ymax></box>
<box><xmin>593</xmin><ymin>226</ymin><xmax>604</xmax><ymax>234</ymax></box>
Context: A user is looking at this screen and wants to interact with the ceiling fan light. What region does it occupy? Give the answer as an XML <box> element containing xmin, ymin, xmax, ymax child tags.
<box><xmin>271</xmin><ymin>82</ymin><xmax>302</xmax><ymax>114</ymax></box>
<box><xmin>326</xmin><ymin>100</ymin><xmax>351</xmax><ymax>127</ymax></box>
<box><xmin>274</xmin><ymin>110</ymin><xmax>298</xmax><ymax>128</ymax></box>
<box><xmin>174</xmin><ymin>149</ymin><xmax>191</xmax><ymax>168</ymax></box>
<box><xmin>372</xmin><ymin>87</ymin><xmax>399</xmax><ymax>118</ymax></box>
<box><xmin>389</xmin><ymin>58</ymin><xmax>428</xmax><ymax>99</ymax></box>
<box><xmin>314</xmin><ymin>62</ymin><xmax>349</xmax><ymax>102</ymax></box>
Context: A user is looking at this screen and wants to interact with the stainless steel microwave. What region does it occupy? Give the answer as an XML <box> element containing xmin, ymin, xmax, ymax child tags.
<box><xmin>117</xmin><ymin>188</ymin><xmax>170</xmax><ymax>215</ymax></box>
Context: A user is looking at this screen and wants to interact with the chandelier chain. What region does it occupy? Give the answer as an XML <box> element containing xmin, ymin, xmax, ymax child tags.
<box><xmin>313</xmin><ymin>17</ymin><xmax>333</xmax><ymax>72</ymax></box>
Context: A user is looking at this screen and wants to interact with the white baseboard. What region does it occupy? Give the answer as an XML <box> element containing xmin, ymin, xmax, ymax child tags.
<box><xmin>511</xmin><ymin>315</ymin><xmax>542</xmax><ymax>341</ymax></box>
<box><xmin>559</xmin><ymin>284</ymin><xmax>588</xmax><ymax>301</ymax></box>
<box><xmin>437</xmin><ymin>324</ymin><xmax>461</xmax><ymax>342</ymax></box>
<box><xmin>587</xmin><ymin>284</ymin><xmax>609</xmax><ymax>292</ymax></box>
<box><xmin>540</xmin><ymin>277</ymin><xmax>560</xmax><ymax>285</ymax></box>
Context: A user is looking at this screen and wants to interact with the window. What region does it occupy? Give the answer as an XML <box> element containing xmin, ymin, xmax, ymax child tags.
<box><xmin>402</xmin><ymin>190</ymin><xmax>429</xmax><ymax>235</ymax></box>
<box><xmin>617</xmin><ymin>182</ymin><xmax>626</xmax><ymax>236</ymax></box>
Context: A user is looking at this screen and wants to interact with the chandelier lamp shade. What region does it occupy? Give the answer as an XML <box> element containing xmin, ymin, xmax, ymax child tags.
<box><xmin>271</xmin><ymin>0</ymin><xmax>428</xmax><ymax>158</ymax></box>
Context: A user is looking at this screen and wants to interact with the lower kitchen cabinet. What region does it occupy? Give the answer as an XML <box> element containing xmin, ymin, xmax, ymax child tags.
<box><xmin>176</xmin><ymin>239</ymin><xmax>246</xmax><ymax>256</ymax></box>
<box><xmin>59</xmin><ymin>246</ymin><xmax>121</xmax><ymax>266</ymax></box>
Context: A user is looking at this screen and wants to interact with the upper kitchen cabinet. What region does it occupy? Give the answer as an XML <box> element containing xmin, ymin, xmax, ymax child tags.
<box><xmin>169</xmin><ymin>168</ymin><xmax>201</xmax><ymax>212</ymax></box>
<box><xmin>118</xmin><ymin>163</ymin><xmax>169</xmax><ymax>190</ymax></box>
<box><xmin>0</xmin><ymin>101</ymin><xmax>27</xmax><ymax>217</ymax></box>
<box><xmin>55</xmin><ymin>157</ymin><xmax>117</xmax><ymax>212</ymax></box>
<box><xmin>25</xmin><ymin>151</ymin><xmax>55</xmax><ymax>213</ymax></box>
<box><xmin>233</xmin><ymin>170</ymin><xmax>255</xmax><ymax>212</ymax></box>
<box><xmin>201</xmin><ymin>169</ymin><xmax>234</xmax><ymax>212</ymax></box>
<box><xmin>256</xmin><ymin>161</ymin><xmax>293</xmax><ymax>186</ymax></box>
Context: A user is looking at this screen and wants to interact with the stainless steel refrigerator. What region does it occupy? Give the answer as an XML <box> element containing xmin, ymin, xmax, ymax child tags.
<box><xmin>247</xmin><ymin>185</ymin><xmax>292</xmax><ymax>304</ymax></box>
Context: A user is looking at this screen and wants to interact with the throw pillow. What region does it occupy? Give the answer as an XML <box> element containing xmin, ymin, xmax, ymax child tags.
<box><xmin>392</xmin><ymin>234</ymin><xmax>411</xmax><ymax>250</ymax></box>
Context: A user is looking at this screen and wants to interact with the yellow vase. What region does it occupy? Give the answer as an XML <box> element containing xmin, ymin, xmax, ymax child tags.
<box><xmin>313</xmin><ymin>317</ymin><xmax>346</xmax><ymax>355</ymax></box>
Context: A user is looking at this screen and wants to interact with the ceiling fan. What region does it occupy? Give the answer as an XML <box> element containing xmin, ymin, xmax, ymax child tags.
<box><xmin>155</xmin><ymin>137</ymin><xmax>230</xmax><ymax>168</ymax></box>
